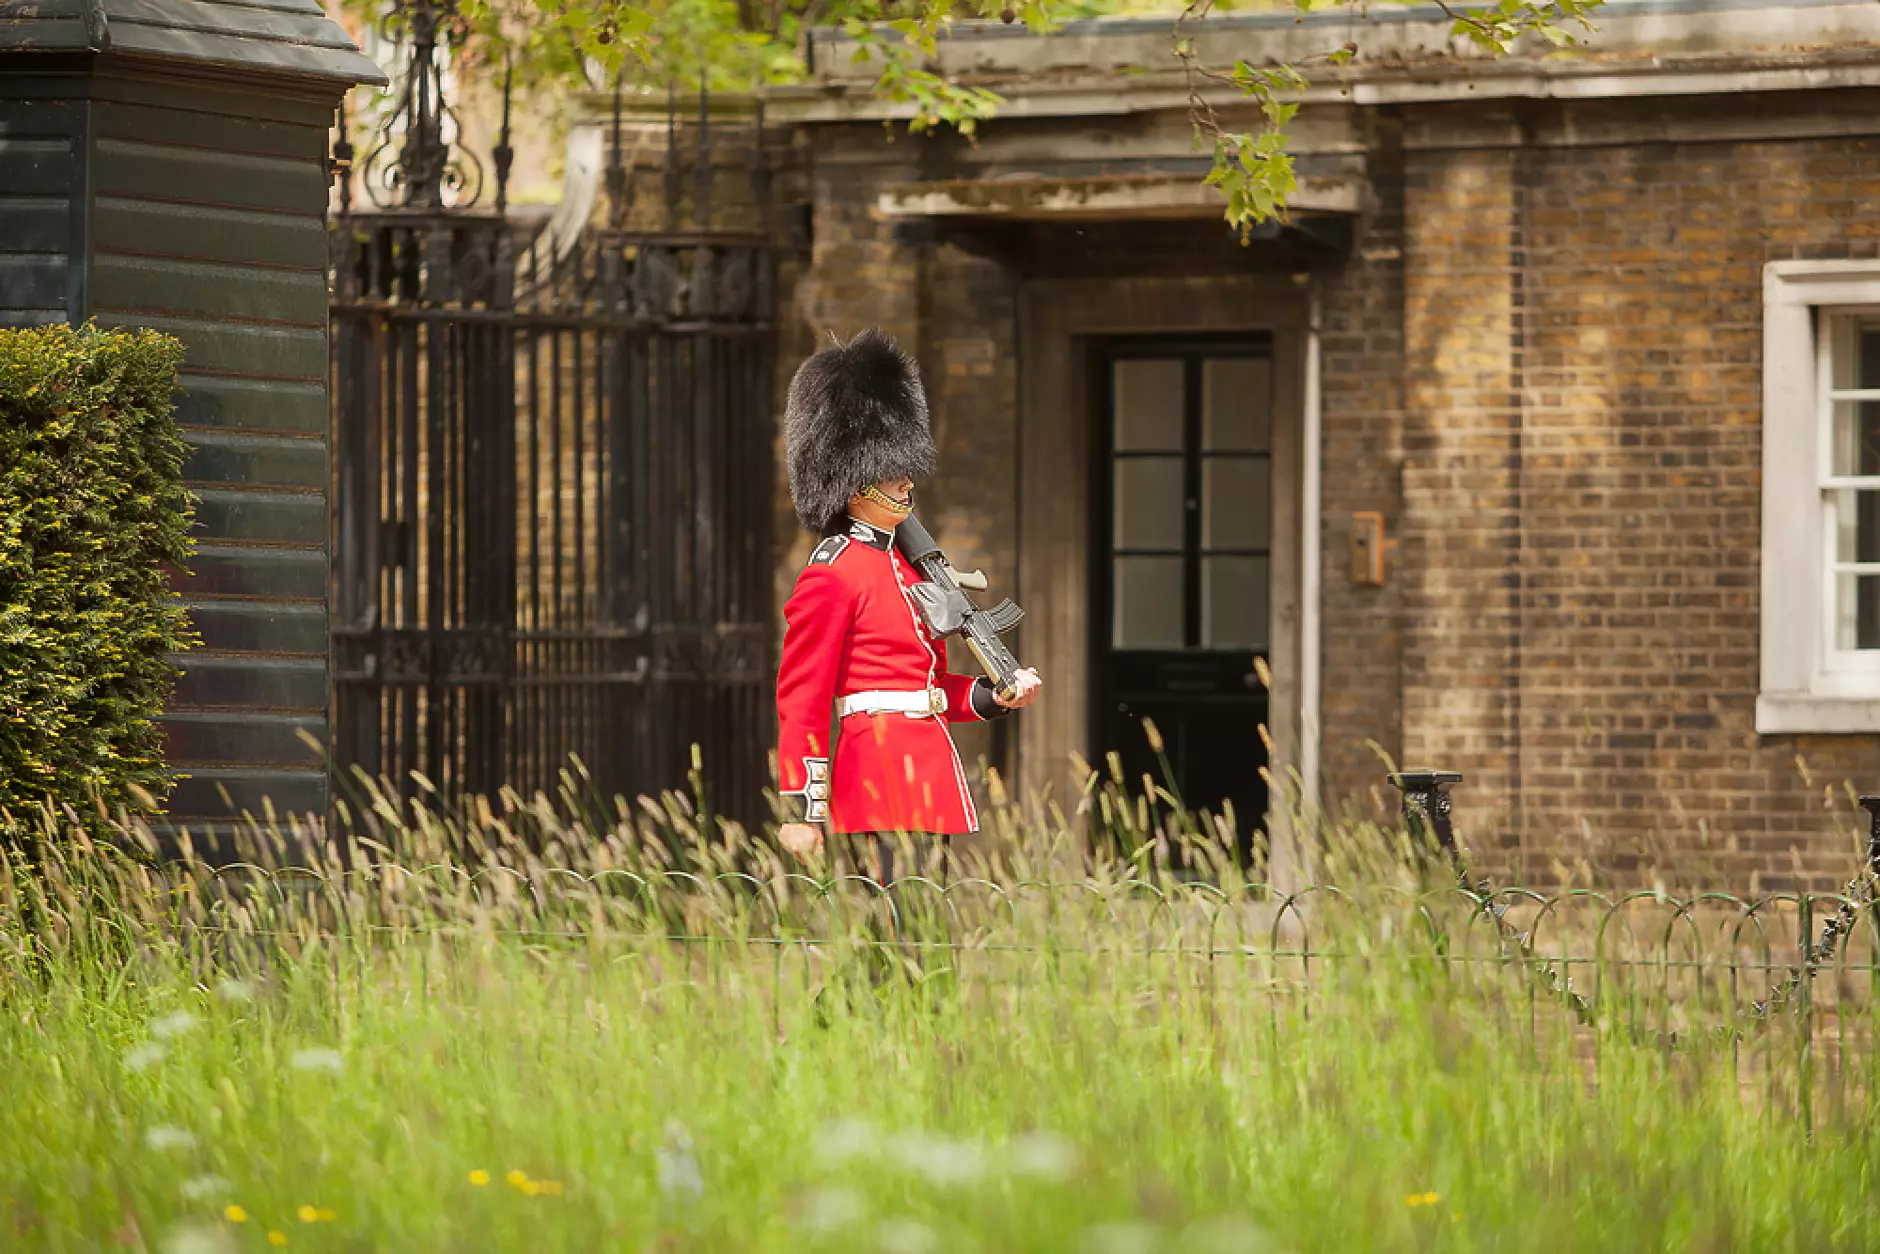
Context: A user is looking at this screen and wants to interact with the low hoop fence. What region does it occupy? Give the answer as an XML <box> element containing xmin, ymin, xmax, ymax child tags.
<box><xmin>6</xmin><ymin>765</ymin><xmax>1879</xmax><ymax>1108</ymax></box>
<box><xmin>65</xmin><ymin>856</ymin><xmax>1879</xmax><ymax>1055</ymax></box>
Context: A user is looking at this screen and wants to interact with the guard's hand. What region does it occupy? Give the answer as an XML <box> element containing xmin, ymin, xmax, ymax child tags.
<box><xmin>779</xmin><ymin>822</ymin><xmax>825</xmax><ymax>862</ymax></box>
<box><xmin>996</xmin><ymin>667</ymin><xmax>1043</xmax><ymax>710</ymax></box>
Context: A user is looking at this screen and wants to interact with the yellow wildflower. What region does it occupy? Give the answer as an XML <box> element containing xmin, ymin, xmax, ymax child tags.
<box><xmin>224</xmin><ymin>1206</ymin><xmax>248</xmax><ymax>1224</ymax></box>
<box><xmin>1423</xmin><ymin>1192</ymin><xmax>1441</xmax><ymax>1206</ymax></box>
<box><xmin>536</xmin><ymin>1181</ymin><xmax>564</xmax><ymax>1197</ymax></box>
<box><xmin>297</xmin><ymin>1206</ymin><xmax>319</xmax><ymax>1224</ymax></box>
<box><xmin>468</xmin><ymin>1170</ymin><xmax>491</xmax><ymax>1187</ymax></box>
<box><xmin>506</xmin><ymin>1169</ymin><xmax>528</xmax><ymax>1189</ymax></box>
<box><xmin>1405</xmin><ymin>1191</ymin><xmax>1441</xmax><ymax>1208</ymax></box>
<box><xmin>521</xmin><ymin>1181</ymin><xmax>542</xmax><ymax>1197</ymax></box>
<box><xmin>317</xmin><ymin>1209</ymin><xmax>336</xmax><ymax>1223</ymax></box>
<box><xmin>267</xmin><ymin>1232</ymin><xmax>289</xmax><ymax>1247</ymax></box>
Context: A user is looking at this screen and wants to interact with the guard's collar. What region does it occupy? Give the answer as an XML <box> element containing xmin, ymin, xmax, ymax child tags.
<box><xmin>845</xmin><ymin>516</ymin><xmax>894</xmax><ymax>551</ymax></box>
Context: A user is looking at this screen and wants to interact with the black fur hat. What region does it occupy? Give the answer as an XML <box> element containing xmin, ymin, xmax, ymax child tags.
<box><xmin>783</xmin><ymin>327</ymin><xmax>937</xmax><ymax>531</ymax></box>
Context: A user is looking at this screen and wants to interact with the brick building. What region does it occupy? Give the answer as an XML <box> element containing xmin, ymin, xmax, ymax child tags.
<box><xmin>760</xmin><ymin>0</ymin><xmax>1880</xmax><ymax>887</ymax></box>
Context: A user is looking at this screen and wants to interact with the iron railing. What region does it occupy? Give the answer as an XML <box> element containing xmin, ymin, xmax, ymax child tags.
<box><xmin>328</xmin><ymin>2</ymin><xmax>778</xmax><ymax>831</ymax></box>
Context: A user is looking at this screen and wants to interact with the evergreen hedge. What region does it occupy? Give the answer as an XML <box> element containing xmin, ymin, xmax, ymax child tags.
<box><xmin>0</xmin><ymin>324</ymin><xmax>198</xmax><ymax>823</ymax></box>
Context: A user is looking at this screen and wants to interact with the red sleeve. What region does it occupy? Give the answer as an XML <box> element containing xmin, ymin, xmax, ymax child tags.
<box><xmin>938</xmin><ymin>641</ymin><xmax>1005</xmax><ymax>724</ymax></box>
<box><xmin>776</xmin><ymin>557</ymin><xmax>854</xmax><ymax>822</ymax></box>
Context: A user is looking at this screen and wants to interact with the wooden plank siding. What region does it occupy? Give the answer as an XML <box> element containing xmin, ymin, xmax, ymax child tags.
<box><xmin>0</xmin><ymin>88</ymin><xmax>90</xmax><ymax>326</ymax></box>
<box><xmin>0</xmin><ymin>0</ymin><xmax>381</xmax><ymax>850</ymax></box>
<box><xmin>83</xmin><ymin>71</ymin><xmax>336</xmax><ymax>841</ymax></box>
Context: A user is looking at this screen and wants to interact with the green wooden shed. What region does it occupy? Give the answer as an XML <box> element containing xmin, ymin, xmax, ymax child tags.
<box><xmin>0</xmin><ymin>0</ymin><xmax>384</xmax><ymax>847</ymax></box>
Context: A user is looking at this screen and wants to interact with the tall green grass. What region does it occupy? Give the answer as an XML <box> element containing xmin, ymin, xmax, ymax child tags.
<box><xmin>1</xmin><ymin>778</ymin><xmax>1876</xmax><ymax>1254</ymax></box>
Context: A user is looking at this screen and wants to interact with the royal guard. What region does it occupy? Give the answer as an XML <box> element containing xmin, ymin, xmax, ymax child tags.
<box><xmin>774</xmin><ymin>328</ymin><xmax>1042</xmax><ymax>875</ymax></box>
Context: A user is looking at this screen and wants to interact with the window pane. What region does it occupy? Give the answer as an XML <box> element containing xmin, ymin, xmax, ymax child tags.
<box><xmin>1113</xmin><ymin>359</ymin><xmax>1184</xmax><ymax>452</ymax></box>
<box><xmin>1203</xmin><ymin>458</ymin><xmax>1270</xmax><ymax>550</ymax></box>
<box><xmin>1831</xmin><ymin>487</ymin><xmax>1880</xmax><ymax>651</ymax></box>
<box><xmin>1830</xmin><ymin>488</ymin><xmax>1880</xmax><ymax>564</ymax></box>
<box><xmin>1830</xmin><ymin>400</ymin><xmax>1880</xmax><ymax>477</ymax></box>
<box><xmin>1831</xmin><ymin>316</ymin><xmax>1880</xmax><ymax>391</ymax></box>
<box><xmin>1114</xmin><ymin>557</ymin><xmax>1184</xmax><ymax>648</ymax></box>
<box><xmin>1202</xmin><ymin>358</ymin><xmax>1270</xmax><ymax>452</ymax></box>
<box><xmin>1833</xmin><ymin>572</ymin><xmax>1880</xmax><ymax>651</ymax></box>
<box><xmin>1203</xmin><ymin>555</ymin><xmax>1268</xmax><ymax>649</ymax></box>
<box><xmin>1114</xmin><ymin>458</ymin><xmax>1184</xmax><ymax>550</ymax></box>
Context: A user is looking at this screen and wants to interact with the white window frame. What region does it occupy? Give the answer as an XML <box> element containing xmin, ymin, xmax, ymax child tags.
<box><xmin>1759</xmin><ymin>260</ymin><xmax>1880</xmax><ymax>733</ymax></box>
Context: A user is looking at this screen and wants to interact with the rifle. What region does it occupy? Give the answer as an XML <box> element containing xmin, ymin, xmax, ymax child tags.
<box><xmin>894</xmin><ymin>513</ymin><xmax>1030</xmax><ymax>702</ymax></box>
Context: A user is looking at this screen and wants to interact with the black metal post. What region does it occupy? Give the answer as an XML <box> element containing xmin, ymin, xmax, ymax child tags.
<box><xmin>493</xmin><ymin>58</ymin><xmax>513</xmax><ymax>218</ymax></box>
<box><xmin>1387</xmin><ymin>769</ymin><xmax>1463</xmax><ymax>859</ymax></box>
<box><xmin>1860</xmin><ymin>795</ymin><xmax>1880</xmax><ymax>877</ymax></box>
<box><xmin>332</xmin><ymin>97</ymin><xmax>355</xmax><ymax>216</ymax></box>
<box><xmin>401</xmin><ymin>0</ymin><xmax>446</xmax><ymax>208</ymax></box>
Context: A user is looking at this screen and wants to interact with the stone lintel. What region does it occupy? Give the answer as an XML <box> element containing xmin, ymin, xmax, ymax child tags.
<box><xmin>877</xmin><ymin>172</ymin><xmax>1364</xmax><ymax>221</ymax></box>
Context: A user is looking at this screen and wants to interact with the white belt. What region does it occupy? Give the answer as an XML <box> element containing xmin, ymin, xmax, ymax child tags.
<box><xmin>838</xmin><ymin>688</ymin><xmax>947</xmax><ymax>718</ymax></box>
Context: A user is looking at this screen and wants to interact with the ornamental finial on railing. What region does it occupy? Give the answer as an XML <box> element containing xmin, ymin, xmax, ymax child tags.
<box><xmin>360</xmin><ymin>0</ymin><xmax>485</xmax><ymax>210</ymax></box>
<box><xmin>492</xmin><ymin>57</ymin><xmax>514</xmax><ymax>218</ymax></box>
<box><xmin>1388</xmin><ymin>769</ymin><xmax>1463</xmax><ymax>859</ymax></box>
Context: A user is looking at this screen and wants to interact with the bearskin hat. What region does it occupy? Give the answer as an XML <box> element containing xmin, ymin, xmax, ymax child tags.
<box><xmin>783</xmin><ymin>327</ymin><xmax>937</xmax><ymax>531</ymax></box>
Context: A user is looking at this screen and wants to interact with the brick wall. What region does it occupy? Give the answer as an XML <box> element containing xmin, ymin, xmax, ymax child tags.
<box><xmin>1348</xmin><ymin>99</ymin><xmax>1880</xmax><ymax>891</ymax></box>
<box><xmin>1396</xmin><ymin>143</ymin><xmax>1528</xmax><ymax>867</ymax></box>
<box><xmin>1317</xmin><ymin>115</ymin><xmax>1409</xmax><ymax>823</ymax></box>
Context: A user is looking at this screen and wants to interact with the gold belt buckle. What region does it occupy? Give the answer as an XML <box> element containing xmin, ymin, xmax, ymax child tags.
<box><xmin>927</xmin><ymin>688</ymin><xmax>946</xmax><ymax>717</ymax></box>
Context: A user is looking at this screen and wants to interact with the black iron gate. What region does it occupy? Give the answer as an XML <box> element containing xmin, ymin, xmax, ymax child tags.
<box><xmin>328</xmin><ymin>6</ymin><xmax>776</xmax><ymax>829</ymax></box>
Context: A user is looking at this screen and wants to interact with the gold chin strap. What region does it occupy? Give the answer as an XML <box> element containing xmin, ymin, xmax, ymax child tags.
<box><xmin>858</xmin><ymin>484</ymin><xmax>914</xmax><ymax>517</ymax></box>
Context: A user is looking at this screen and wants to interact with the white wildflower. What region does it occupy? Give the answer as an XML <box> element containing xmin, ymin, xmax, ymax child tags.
<box><xmin>124</xmin><ymin>1042</ymin><xmax>167</xmax><ymax>1072</ymax></box>
<box><xmin>815</xmin><ymin>1117</ymin><xmax>877</xmax><ymax>1166</ymax></box>
<box><xmin>1179</xmin><ymin>1217</ymin><xmax>1275</xmax><ymax>1254</ymax></box>
<box><xmin>144</xmin><ymin>1125</ymin><xmax>197</xmax><ymax>1153</ymax></box>
<box><xmin>1084</xmin><ymin>1221</ymin><xmax>1162</xmax><ymax>1254</ymax></box>
<box><xmin>150</xmin><ymin>1011</ymin><xmax>200</xmax><ymax>1040</ymax></box>
<box><xmin>796</xmin><ymin>1186</ymin><xmax>866</xmax><ymax>1233</ymax></box>
<box><xmin>214</xmin><ymin>979</ymin><xmax>257</xmax><ymax>1003</ymax></box>
<box><xmin>160</xmin><ymin>1223</ymin><xmax>236</xmax><ymax>1254</ymax></box>
<box><xmin>179</xmin><ymin>1175</ymin><xmax>231</xmax><ymax>1202</ymax></box>
<box><xmin>877</xmin><ymin>1217</ymin><xmax>939</xmax><ymax>1254</ymax></box>
<box><xmin>888</xmin><ymin>1131</ymin><xmax>987</xmax><ymax>1187</ymax></box>
<box><xmin>289</xmin><ymin>1047</ymin><xmax>345</xmax><ymax>1075</ymax></box>
<box><xmin>656</xmin><ymin>1120</ymin><xmax>704</xmax><ymax>1202</ymax></box>
<box><xmin>1008</xmin><ymin>1130</ymin><xmax>1079</xmax><ymax>1181</ymax></box>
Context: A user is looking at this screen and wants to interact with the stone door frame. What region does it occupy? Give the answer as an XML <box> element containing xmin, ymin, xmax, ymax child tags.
<box><xmin>1015</xmin><ymin>275</ymin><xmax>1313</xmax><ymax>870</ymax></box>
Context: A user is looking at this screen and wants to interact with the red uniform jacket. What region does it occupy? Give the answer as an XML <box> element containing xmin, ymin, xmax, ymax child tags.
<box><xmin>776</xmin><ymin>517</ymin><xmax>1007</xmax><ymax>836</ymax></box>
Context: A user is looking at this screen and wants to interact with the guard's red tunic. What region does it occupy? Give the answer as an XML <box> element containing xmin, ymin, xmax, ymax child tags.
<box><xmin>775</xmin><ymin>518</ymin><xmax>1003</xmax><ymax>836</ymax></box>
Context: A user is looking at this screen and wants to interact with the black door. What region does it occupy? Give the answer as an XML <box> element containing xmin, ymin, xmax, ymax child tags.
<box><xmin>1091</xmin><ymin>338</ymin><xmax>1273</xmax><ymax>865</ymax></box>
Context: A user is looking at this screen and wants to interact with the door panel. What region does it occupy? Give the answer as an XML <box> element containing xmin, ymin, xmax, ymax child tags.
<box><xmin>1203</xmin><ymin>554</ymin><xmax>1269</xmax><ymax>650</ymax></box>
<box><xmin>1113</xmin><ymin>358</ymin><xmax>1186</xmax><ymax>450</ymax></box>
<box><xmin>1091</xmin><ymin>337</ymin><xmax>1273</xmax><ymax>866</ymax></box>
